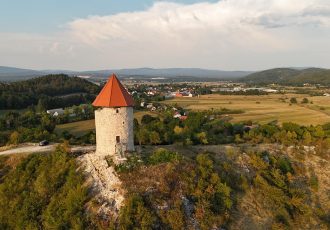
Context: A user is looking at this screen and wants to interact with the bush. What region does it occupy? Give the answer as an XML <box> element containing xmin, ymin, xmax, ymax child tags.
<box><xmin>277</xmin><ymin>157</ymin><xmax>294</xmax><ymax>174</ymax></box>
<box><xmin>310</xmin><ymin>174</ymin><xmax>319</xmax><ymax>191</ymax></box>
<box><xmin>148</xmin><ymin>148</ymin><xmax>182</xmax><ymax>165</ymax></box>
<box><xmin>119</xmin><ymin>194</ymin><xmax>157</xmax><ymax>229</ymax></box>
<box><xmin>290</xmin><ymin>97</ymin><xmax>297</xmax><ymax>104</ymax></box>
<box><xmin>301</xmin><ymin>98</ymin><xmax>309</xmax><ymax>104</ymax></box>
<box><xmin>115</xmin><ymin>154</ymin><xmax>144</xmax><ymax>173</ymax></box>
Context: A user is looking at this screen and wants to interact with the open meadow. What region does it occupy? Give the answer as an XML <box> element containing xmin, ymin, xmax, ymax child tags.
<box><xmin>164</xmin><ymin>93</ymin><xmax>330</xmax><ymax>125</ymax></box>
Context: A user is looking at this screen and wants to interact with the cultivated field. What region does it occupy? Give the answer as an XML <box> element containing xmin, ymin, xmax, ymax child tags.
<box><xmin>55</xmin><ymin>94</ymin><xmax>329</xmax><ymax>136</ymax></box>
<box><xmin>165</xmin><ymin>94</ymin><xmax>330</xmax><ymax>125</ymax></box>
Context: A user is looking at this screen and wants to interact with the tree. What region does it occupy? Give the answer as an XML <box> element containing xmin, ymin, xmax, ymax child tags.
<box><xmin>196</xmin><ymin>132</ymin><xmax>208</xmax><ymax>144</ymax></box>
<box><xmin>290</xmin><ymin>97</ymin><xmax>297</xmax><ymax>104</ymax></box>
<box><xmin>36</xmin><ymin>98</ymin><xmax>47</xmax><ymax>112</ymax></box>
<box><xmin>301</xmin><ymin>98</ymin><xmax>309</xmax><ymax>104</ymax></box>
<box><xmin>8</xmin><ymin>131</ymin><xmax>20</xmax><ymax>145</ymax></box>
<box><xmin>149</xmin><ymin>131</ymin><xmax>161</xmax><ymax>145</ymax></box>
<box><xmin>173</xmin><ymin>125</ymin><xmax>183</xmax><ymax>135</ymax></box>
<box><xmin>136</xmin><ymin>128</ymin><xmax>149</xmax><ymax>145</ymax></box>
<box><xmin>302</xmin><ymin>131</ymin><xmax>312</xmax><ymax>145</ymax></box>
<box><xmin>41</xmin><ymin>114</ymin><xmax>56</xmax><ymax>133</ymax></box>
<box><xmin>141</xmin><ymin>114</ymin><xmax>158</xmax><ymax>125</ymax></box>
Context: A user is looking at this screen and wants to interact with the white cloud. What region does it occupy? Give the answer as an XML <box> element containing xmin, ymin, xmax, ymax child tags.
<box><xmin>2</xmin><ymin>0</ymin><xmax>330</xmax><ymax>70</ymax></box>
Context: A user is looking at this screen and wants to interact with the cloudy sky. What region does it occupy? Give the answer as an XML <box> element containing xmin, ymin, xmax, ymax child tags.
<box><xmin>1</xmin><ymin>0</ymin><xmax>330</xmax><ymax>71</ymax></box>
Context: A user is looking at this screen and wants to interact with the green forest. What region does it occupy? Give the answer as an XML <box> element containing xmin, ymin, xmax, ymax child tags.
<box><xmin>0</xmin><ymin>74</ymin><xmax>100</xmax><ymax>109</ymax></box>
<box><xmin>241</xmin><ymin>68</ymin><xmax>330</xmax><ymax>86</ymax></box>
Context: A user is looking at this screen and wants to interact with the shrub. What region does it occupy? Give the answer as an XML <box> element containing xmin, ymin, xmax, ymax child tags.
<box><xmin>309</xmin><ymin>174</ymin><xmax>319</xmax><ymax>191</ymax></box>
<box><xmin>148</xmin><ymin>148</ymin><xmax>182</xmax><ymax>165</ymax></box>
<box><xmin>301</xmin><ymin>98</ymin><xmax>309</xmax><ymax>104</ymax></box>
<box><xmin>277</xmin><ymin>157</ymin><xmax>293</xmax><ymax>174</ymax></box>
<box><xmin>115</xmin><ymin>155</ymin><xmax>144</xmax><ymax>173</ymax></box>
<box><xmin>119</xmin><ymin>194</ymin><xmax>157</xmax><ymax>229</ymax></box>
<box><xmin>290</xmin><ymin>97</ymin><xmax>297</xmax><ymax>104</ymax></box>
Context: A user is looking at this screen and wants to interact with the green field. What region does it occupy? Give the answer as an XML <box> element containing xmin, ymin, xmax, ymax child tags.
<box><xmin>55</xmin><ymin>111</ymin><xmax>158</xmax><ymax>136</ymax></box>
<box><xmin>164</xmin><ymin>94</ymin><xmax>330</xmax><ymax>125</ymax></box>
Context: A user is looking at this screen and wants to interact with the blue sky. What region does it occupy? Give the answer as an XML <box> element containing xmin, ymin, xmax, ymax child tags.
<box><xmin>0</xmin><ymin>0</ymin><xmax>330</xmax><ymax>70</ymax></box>
<box><xmin>0</xmin><ymin>0</ymin><xmax>217</xmax><ymax>32</ymax></box>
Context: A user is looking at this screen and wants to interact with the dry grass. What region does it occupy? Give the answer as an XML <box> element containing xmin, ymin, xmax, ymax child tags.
<box><xmin>164</xmin><ymin>94</ymin><xmax>330</xmax><ymax>125</ymax></box>
<box><xmin>55</xmin><ymin>119</ymin><xmax>96</xmax><ymax>136</ymax></box>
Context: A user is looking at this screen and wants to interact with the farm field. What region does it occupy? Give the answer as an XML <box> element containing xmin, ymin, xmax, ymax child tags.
<box><xmin>165</xmin><ymin>94</ymin><xmax>330</xmax><ymax>125</ymax></box>
<box><xmin>55</xmin><ymin>111</ymin><xmax>158</xmax><ymax>136</ymax></box>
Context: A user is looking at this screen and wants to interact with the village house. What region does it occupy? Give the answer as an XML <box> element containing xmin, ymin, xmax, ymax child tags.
<box><xmin>46</xmin><ymin>108</ymin><xmax>64</xmax><ymax>117</ymax></box>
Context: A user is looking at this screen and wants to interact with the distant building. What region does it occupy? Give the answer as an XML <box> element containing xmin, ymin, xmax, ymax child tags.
<box><xmin>173</xmin><ymin>112</ymin><xmax>181</xmax><ymax>118</ymax></box>
<box><xmin>179</xmin><ymin>116</ymin><xmax>188</xmax><ymax>121</ymax></box>
<box><xmin>263</xmin><ymin>89</ymin><xmax>278</xmax><ymax>93</ymax></box>
<box><xmin>175</xmin><ymin>91</ymin><xmax>193</xmax><ymax>97</ymax></box>
<box><xmin>46</xmin><ymin>108</ymin><xmax>64</xmax><ymax>117</ymax></box>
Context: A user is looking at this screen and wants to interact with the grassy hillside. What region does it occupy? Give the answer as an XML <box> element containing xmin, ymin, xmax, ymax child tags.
<box><xmin>241</xmin><ymin>68</ymin><xmax>330</xmax><ymax>85</ymax></box>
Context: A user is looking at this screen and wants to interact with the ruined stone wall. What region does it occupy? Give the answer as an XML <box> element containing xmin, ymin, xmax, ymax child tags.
<box><xmin>95</xmin><ymin>107</ymin><xmax>134</xmax><ymax>157</ymax></box>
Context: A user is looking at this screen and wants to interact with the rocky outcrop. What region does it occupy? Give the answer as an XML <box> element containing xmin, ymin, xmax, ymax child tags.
<box><xmin>78</xmin><ymin>152</ymin><xmax>125</xmax><ymax>219</ymax></box>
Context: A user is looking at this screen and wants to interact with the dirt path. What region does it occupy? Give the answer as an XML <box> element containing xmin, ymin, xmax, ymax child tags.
<box><xmin>0</xmin><ymin>143</ymin><xmax>96</xmax><ymax>155</ymax></box>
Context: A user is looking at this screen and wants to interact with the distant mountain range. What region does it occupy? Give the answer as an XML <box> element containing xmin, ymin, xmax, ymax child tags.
<box><xmin>241</xmin><ymin>68</ymin><xmax>330</xmax><ymax>85</ymax></box>
<box><xmin>1</xmin><ymin>66</ymin><xmax>329</xmax><ymax>85</ymax></box>
<box><xmin>0</xmin><ymin>66</ymin><xmax>252</xmax><ymax>82</ymax></box>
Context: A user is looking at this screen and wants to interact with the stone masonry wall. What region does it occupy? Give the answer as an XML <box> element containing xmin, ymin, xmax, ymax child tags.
<box><xmin>95</xmin><ymin>107</ymin><xmax>134</xmax><ymax>157</ymax></box>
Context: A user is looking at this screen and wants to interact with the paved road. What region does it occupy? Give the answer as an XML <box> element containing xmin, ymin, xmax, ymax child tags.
<box><xmin>0</xmin><ymin>144</ymin><xmax>96</xmax><ymax>155</ymax></box>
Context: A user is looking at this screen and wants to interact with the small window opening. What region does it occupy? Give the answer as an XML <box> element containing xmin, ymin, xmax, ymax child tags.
<box><xmin>116</xmin><ymin>108</ymin><xmax>119</xmax><ymax>113</ymax></box>
<box><xmin>116</xmin><ymin>136</ymin><xmax>120</xmax><ymax>143</ymax></box>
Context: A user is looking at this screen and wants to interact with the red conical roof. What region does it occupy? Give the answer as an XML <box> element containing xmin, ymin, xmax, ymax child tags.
<box><xmin>92</xmin><ymin>74</ymin><xmax>134</xmax><ymax>107</ymax></box>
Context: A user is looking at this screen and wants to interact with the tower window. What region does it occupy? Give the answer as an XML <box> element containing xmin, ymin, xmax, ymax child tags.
<box><xmin>116</xmin><ymin>136</ymin><xmax>120</xmax><ymax>143</ymax></box>
<box><xmin>116</xmin><ymin>108</ymin><xmax>119</xmax><ymax>113</ymax></box>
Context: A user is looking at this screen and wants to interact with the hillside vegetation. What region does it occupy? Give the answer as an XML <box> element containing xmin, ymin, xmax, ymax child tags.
<box><xmin>0</xmin><ymin>74</ymin><xmax>100</xmax><ymax>110</ymax></box>
<box><xmin>241</xmin><ymin>68</ymin><xmax>330</xmax><ymax>85</ymax></box>
<box><xmin>0</xmin><ymin>145</ymin><xmax>96</xmax><ymax>229</ymax></box>
<box><xmin>0</xmin><ymin>142</ymin><xmax>328</xmax><ymax>229</ymax></box>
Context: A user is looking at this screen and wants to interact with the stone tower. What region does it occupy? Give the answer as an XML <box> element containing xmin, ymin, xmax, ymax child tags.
<box><xmin>92</xmin><ymin>74</ymin><xmax>135</xmax><ymax>158</ymax></box>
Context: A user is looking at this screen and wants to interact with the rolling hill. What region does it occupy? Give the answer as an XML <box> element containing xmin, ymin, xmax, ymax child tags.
<box><xmin>0</xmin><ymin>66</ymin><xmax>45</xmax><ymax>81</ymax></box>
<box><xmin>241</xmin><ymin>68</ymin><xmax>330</xmax><ymax>85</ymax></box>
<box><xmin>0</xmin><ymin>74</ymin><xmax>100</xmax><ymax>109</ymax></box>
<box><xmin>0</xmin><ymin>66</ymin><xmax>252</xmax><ymax>82</ymax></box>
